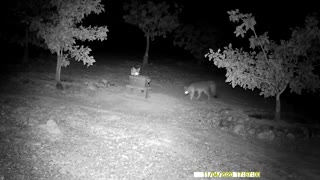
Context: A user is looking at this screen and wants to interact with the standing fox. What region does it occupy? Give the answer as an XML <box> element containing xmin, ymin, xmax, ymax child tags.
<box><xmin>184</xmin><ymin>81</ymin><xmax>217</xmax><ymax>101</ymax></box>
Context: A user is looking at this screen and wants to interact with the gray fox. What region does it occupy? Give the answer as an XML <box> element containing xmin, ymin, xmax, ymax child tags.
<box><xmin>184</xmin><ymin>81</ymin><xmax>217</xmax><ymax>101</ymax></box>
<box><xmin>131</xmin><ymin>65</ymin><xmax>141</xmax><ymax>76</ymax></box>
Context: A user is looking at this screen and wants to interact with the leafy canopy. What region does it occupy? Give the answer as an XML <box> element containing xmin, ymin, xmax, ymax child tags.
<box><xmin>30</xmin><ymin>0</ymin><xmax>108</xmax><ymax>67</ymax></box>
<box><xmin>206</xmin><ymin>9</ymin><xmax>320</xmax><ymax>98</ymax></box>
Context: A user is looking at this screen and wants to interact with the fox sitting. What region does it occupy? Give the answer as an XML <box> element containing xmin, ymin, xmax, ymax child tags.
<box><xmin>184</xmin><ymin>81</ymin><xmax>217</xmax><ymax>101</ymax></box>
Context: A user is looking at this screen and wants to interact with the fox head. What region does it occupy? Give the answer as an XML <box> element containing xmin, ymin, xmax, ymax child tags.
<box><xmin>131</xmin><ymin>65</ymin><xmax>141</xmax><ymax>76</ymax></box>
<box><xmin>184</xmin><ymin>87</ymin><xmax>190</xmax><ymax>95</ymax></box>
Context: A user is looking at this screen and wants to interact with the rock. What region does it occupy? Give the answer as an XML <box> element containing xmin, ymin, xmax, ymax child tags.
<box><xmin>257</xmin><ymin>130</ymin><xmax>275</xmax><ymax>141</ymax></box>
<box><xmin>41</xmin><ymin>119</ymin><xmax>63</xmax><ymax>135</ymax></box>
<box><xmin>248</xmin><ymin>128</ymin><xmax>256</xmax><ymax>135</ymax></box>
<box><xmin>232</xmin><ymin>124</ymin><xmax>245</xmax><ymax>135</ymax></box>
<box><xmin>219</xmin><ymin>118</ymin><xmax>233</xmax><ymax>129</ymax></box>
<box><xmin>100</xmin><ymin>79</ymin><xmax>108</xmax><ymax>84</ymax></box>
<box><xmin>236</xmin><ymin>117</ymin><xmax>245</xmax><ymax>124</ymax></box>
<box><xmin>87</xmin><ymin>83</ymin><xmax>97</xmax><ymax>91</ymax></box>
<box><xmin>96</xmin><ymin>82</ymin><xmax>104</xmax><ymax>88</ymax></box>
<box><xmin>219</xmin><ymin>108</ymin><xmax>231</xmax><ymax>115</ymax></box>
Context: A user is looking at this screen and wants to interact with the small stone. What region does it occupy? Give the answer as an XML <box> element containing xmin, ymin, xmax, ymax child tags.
<box><xmin>227</xmin><ymin>116</ymin><xmax>233</xmax><ymax>121</ymax></box>
<box><xmin>236</xmin><ymin>117</ymin><xmax>245</xmax><ymax>123</ymax></box>
<box><xmin>44</xmin><ymin>119</ymin><xmax>63</xmax><ymax>135</ymax></box>
<box><xmin>219</xmin><ymin>118</ymin><xmax>233</xmax><ymax>128</ymax></box>
<box><xmin>232</xmin><ymin>124</ymin><xmax>245</xmax><ymax>135</ymax></box>
<box><xmin>257</xmin><ymin>130</ymin><xmax>275</xmax><ymax>141</ymax></box>
<box><xmin>87</xmin><ymin>83</ymin><xmax>97</xmax><ymax>91</ymax></box>
<box><xmin>248</xmin><ymin>128</ymin><xmax>256</xmax><ymax>135</ymax></box>
<box><xmin>101</xmin><ymin>79</ymin><xmax>108</xmax><ymax>84</ymax></box>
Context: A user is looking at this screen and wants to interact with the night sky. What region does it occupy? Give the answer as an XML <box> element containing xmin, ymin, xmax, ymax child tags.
<box><xmin>1</xmin><ymin>0</ymin><xmax>319</xmax><ymax>58</ymax></box>
<box><xmin>94</xmin><ymin>1</ymin><xmax>320</xmax><ymax>56</ymax></box>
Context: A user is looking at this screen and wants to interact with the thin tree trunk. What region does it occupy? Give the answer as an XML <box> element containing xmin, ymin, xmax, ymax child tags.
<box><xmin>143</xmin><ymin>35</ymin><xmax>150</xmax><ymax>66</ymax></box>
<box><xmin>55</xmin><ymin>49</ymin><xmax>62</xmax><ymax>82</ymax></box>
<box><xmin>23</xmin><ymin>29</ymin><xmax>29</xmax><ymax>64</ymax></box>
<box><xmin>274</xmin><ymin>85</ymin><xmax>287</xmax><ymax>121</ymax></box>
<box><xmin>275</xmin><ymin>93</ymin><xmax>281</xmax><ymax>121</ymax></box>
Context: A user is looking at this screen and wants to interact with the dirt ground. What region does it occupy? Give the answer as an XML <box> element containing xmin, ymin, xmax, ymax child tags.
<box><xmin>0</xmin><ymin>54</ymin><xmax>319</xmax><ymax>180</ymax></box>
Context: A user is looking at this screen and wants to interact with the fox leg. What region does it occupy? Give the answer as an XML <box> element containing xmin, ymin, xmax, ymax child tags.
<box><xmin>207</xmin><ymin>92</ymin><xmax>211</xmax><ymax>101</ymax></box>
<box><xmin>196</xmin><ymin>91</ymin><xmax>202</xmax><ymax>100</ymax></box>
<box><xmin>204</xmin><ymin>89</ymin><xmax>211</xmax><ymax>101</ymax></box>
<box><xmin>190</xmin><ymin>91</ymin><xmax>194</xmax><ymax>100</ymax></box>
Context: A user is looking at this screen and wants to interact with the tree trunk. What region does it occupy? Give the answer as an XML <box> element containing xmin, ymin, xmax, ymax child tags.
<box><xmin>275</xmin><ymin>85</ymin><xmax>287</xmax><ymax>121</ymax></box>
<box><xmin>23</xmin><ymin>29</ymin><xmax>29</xmax><ymax>64</ymax></box>
<box><xmin>143</xmin><ymin>35</ymin><xmax>150</xmax><ymax>66</ymax></box>
<box><xmin>55</xmin><ymin>49</ymin><xmax>62</xmax><ymax>82</ymax></box>
<box><xmin>275</xmin><ymin>93</ymin><xmax>281</xmax><ymax>121</ymax></box>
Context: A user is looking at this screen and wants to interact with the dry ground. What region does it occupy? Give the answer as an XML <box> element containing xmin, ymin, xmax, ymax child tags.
<box><xmin>0</xmin><ymin>54</ymin><xmax>319</xmax><ymax>180</ymax></box>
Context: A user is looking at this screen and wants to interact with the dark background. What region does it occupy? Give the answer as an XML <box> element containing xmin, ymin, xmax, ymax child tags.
<box><xmin>95</xmin><ymin>1</ymin><xmax>319</xmax><ymax>55</ymax></box>
<box><xmin>1</xmin><ymin>0</ymin><xmax>319</xmax><ymax>59</ymax></box>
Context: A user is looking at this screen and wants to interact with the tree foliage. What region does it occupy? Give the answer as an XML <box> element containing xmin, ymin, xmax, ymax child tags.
<box><xmin>123</xmin><ymin>0</ymin><xmax>181</xmax><ymax>65</ymax></box>
<box><xmin>30</xmin><ymin>0</ymin><xmax>108</xmax><ymax>81</ymax></box>
<box><xmin>205</xmin><ymin>9</ymin><xmax>320</xmax><ymax>120</ymax></box>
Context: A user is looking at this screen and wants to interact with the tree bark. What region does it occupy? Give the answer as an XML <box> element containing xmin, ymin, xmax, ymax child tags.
<box><xmin>143</xmin><ymin>35</ymin><xmax>150</xmax><ymax>66</ymax></box>
<box><xmin>275</xmin><ymin>93</ymin><xmax>281</xmax><ymax>121</ymax></box>
<box><xmin>55</xmin><ymin>49</ymin><xmax>62</xmax><ymax>82</ymax></box>
<box><xmin>275</xmin><ymin>85</ymin><xmax>287</xmax><ymax>121</ymax></box>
